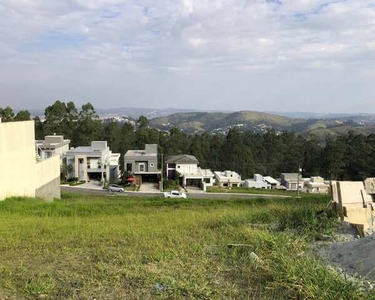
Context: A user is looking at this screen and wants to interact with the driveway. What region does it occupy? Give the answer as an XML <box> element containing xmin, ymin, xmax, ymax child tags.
<box><xmin>185</xmin><ymin>186</ymin><xmax>205</xmax><ymax>193</ymax></box>
<box><xmin>65</xmin><ymin>180</ymin><xmax>104</xmax><ymax>190</ymax></box>
<box><xmin>140</xmin><ymin>182</ymin><xmax>160</xmax><ymax>193</ymax></box>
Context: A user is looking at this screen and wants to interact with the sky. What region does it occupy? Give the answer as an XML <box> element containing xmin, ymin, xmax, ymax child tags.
<box><xmin>0</xmin><ymin>0</ymin><xmax>375</xmax><ymax>113</ymax></box>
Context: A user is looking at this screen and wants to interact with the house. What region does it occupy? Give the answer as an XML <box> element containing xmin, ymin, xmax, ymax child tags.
<box><xmin>281</xmin><ymin>173</ymin><xmax>304</xmax><ymax>190</ymax></box>
<box><xmin>263</xmin><ymin>176</ymin><xmax>280</xmax><ymax>189</ymax></box>
<box><xmin>0</xmin><ymin>120</ymin><xmax>60</xmax><ymax>201</ymax></box>
<box><xmin>165</xmin><ymin>154</ymin><xmax>214</xmax><ymax>188</ymax></box>
<box><xmin>64</xmin><ymin>141</ymin><xmax>120</xmax><ymax>183</ymax></box>
<box><xmin>304</xmin><ymin>176</ymin><xmax>329</xmax><ymax>194</ymax></box>
<box><xmin>124</xmin><ymin>144</ymin><xmax>161</xmax><ymax>183</ymax></box>
<box><xmin>243</xmin><ymin>174</ymin><xmax>271</xmax><ymax>189</ymax></box>
<box><xmin>214</xmin><ymin>170</ymin><xmax>241</xmax><ymax>188</ymax></box>
<box><xmin>35</xmin><ymin>135</ymin><xmax>70</xmax><ymax>161</ymax></box>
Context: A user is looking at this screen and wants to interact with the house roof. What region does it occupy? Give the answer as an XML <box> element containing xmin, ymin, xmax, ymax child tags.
<box><xmin>214</xmin><ymin>171</ymin><xmax>241</xmax><ymax>180</ymax></box>
<box><xmin>263</xmin><ymin>176</ymin><xmax>279</xmax><ymax>185</ymax></box>
<box><xmin>165</xmin><ymin>154</ymin><xmax>199</xmax><ymax>164</ymax></box>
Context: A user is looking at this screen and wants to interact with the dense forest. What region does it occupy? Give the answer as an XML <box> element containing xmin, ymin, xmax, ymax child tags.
<box><xmin>1</xmin><ymin>101</ymin><xmax>375</xmax><ymax>181</ymax></box>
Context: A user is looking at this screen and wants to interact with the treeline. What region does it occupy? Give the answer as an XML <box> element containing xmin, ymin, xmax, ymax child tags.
<box><xmin>2</xmin><ymin>101</ymin><xmax>375</xmax><ymax>181</ymax></box>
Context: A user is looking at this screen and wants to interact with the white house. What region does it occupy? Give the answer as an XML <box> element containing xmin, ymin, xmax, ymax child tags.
<box><xmin>304</xmin><ymin>176</ymin><xmax>329</xmax><ymax>194</ymax></box>
<box><xmin>263</xmin><ymin>176</ymin><xmax>281</xmax><ymax>189</ymax></box>
<box><xmin>63</xmin><ymin>141</ymin><xmax>120</xmax><ymax>184</ymax></box>
<box><xmin>35</xmin><ymin>135</ymin><xmax>70</xmax><ymax>161</ymax></box>
<box><xmin>281</xmin><ymin>173</ymin><xmax>304</xmax><ymax>191</ymax></box>
<box><xmin>214</xmin><ymin>170</ymin><xmax>241</xmax><ymax>188</ymax></box>
<box><xmin>165</xmin><ymin>155</ymin><xmax>214</xmax><ymax>188</ymax></box>
<box><xmin>243</xmin><ymin>174</ymin><xmax>271</xmax><ymax>189</ymax></box>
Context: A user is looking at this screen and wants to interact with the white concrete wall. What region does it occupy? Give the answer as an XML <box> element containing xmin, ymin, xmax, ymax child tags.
<box><xmin>0</xmin><ymin>121</ymin><xmax>61</xmax><ymax>201</ymax></box>
<box><xmin>0</xmin><ymin>121</ymin><xmax>37</xmax><ymax>200</ymax></box>
<box><xmin>35</xmin><ymin>155</ymin><xmax>60</xmax><ymax>188</ymax></box>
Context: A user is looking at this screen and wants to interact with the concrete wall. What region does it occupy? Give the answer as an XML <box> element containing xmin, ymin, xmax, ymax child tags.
<box><xmin>0</xmin><ymin>121</ymin><xmax>37</xmax><ymax>200</ymax></box>
<box><xmin>35</xmin><ymin>155</ymin><xmax>60</xmax><ymax>188</ymax></box>
<box><xmin>35</xmin><ymin>177</ymin><xmax>60</xmax><ymax>201</ymax></box>
<box><xmin>0</xmin><ymin>121</ymin><xmax>60</xmax><ymax>201</ymax></box>
<box><xmin>336</xmin><ymin>181</ymin><xmax>375</xmax><ymax>230</ymax></box>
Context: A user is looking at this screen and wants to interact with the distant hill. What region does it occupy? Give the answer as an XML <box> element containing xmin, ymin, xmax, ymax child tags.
<box><xmin>149</xmin><ymin>111</ymin><xmax>375</xmax><ymax>137</ymax></box>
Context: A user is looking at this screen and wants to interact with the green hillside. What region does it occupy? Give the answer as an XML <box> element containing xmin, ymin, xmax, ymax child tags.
<box><xmin>149</xmin><ymin>111</ymin><xmax>375</xmax><ymax>138</ymax></box>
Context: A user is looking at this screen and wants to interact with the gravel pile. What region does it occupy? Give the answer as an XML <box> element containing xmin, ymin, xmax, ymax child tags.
<box><xmin>319</xmin><ymin>233</ymin><xmax>375</xmax><ymax>281</ymax></box>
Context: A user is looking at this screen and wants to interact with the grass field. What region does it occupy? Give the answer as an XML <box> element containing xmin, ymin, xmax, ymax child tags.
<box><xmin>0</xmin><ymin>193</ymin><xmax>372</xmax><ymax>299</ymax></box>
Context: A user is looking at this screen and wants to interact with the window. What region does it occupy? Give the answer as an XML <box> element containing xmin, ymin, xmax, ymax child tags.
<box><xmin>204</xmin><ymin>178</ymin><xmax>211</xmax><ymax>183</ymax></box>
<box><xmin>126</xmin><ymin>163</ymin><xmax>132</xmax><ymax>172</ymax></box>
<box><xmin>150</xmin><ymin>163</ymin><xmax>154</xmax><ymax>168</ymax></box>
<box><xmin>139</xmin><ymin>163</ymin><xmax>145</xmax><ymax>172</ymax></box>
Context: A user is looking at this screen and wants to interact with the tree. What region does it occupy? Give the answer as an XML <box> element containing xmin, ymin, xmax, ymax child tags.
<box><xmin>73</xmin><ymin>102</ymin><xmax>103</xmax><ymax>146</ymax></box>
<box><xmin>0</xmin><ymin>106</ymin><xmax>15</xmax><ymax>122</ymax></box>
<box><xmin>14</xmin><ymin>110</ymin><xmax>31</xmax><ymax>121</ymax></box>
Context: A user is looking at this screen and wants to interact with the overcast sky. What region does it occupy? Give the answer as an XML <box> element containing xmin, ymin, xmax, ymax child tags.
<box><xmin>0</xmin><ymin>0</ymin><xmax>375</xmax><ymax>113</ymax></box>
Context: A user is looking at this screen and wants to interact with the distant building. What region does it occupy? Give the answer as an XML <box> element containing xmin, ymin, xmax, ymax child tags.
<box><xmin>165</xmin><ymin>154</ymin><xmax>214</xmax><ymax>188</ymax></box>
<box><xmin>304</xmin><ymin>176</ymin><xmax>329</xmax><ymax>194</ymax></box>
<box><xmin>281</xmin><ymin>173</ymin><xmax>303</xmax><ymax>190</ymax></box>
<box><xmin>214</xmin><ymin>170</ymin><xmax>241</xmax><ymax>188</ymax></box>
<box><xmin>0</xmin><ymin>120</ymin><xmax>60</xmax><ymax>201</ymax></box>
<box><xmin>64</xmin><ymin>141</ymin><xmax>120</xmax><ymax>183</ymax></box>
<box><xmin>35</xmin><ymin>135</ymin><xmax>70</xmax><ymax>161</ymax></box>
<box><xmin>263</xmin><ymin>176</ymin><xmax>281</xmax><ymax>189</ymax></box>
<box><xmin>124</xmin><ymin>144</ymin><xmax>161</xmax><ymax>183</ymax></box>
<box><xmin>243</xmin><ymin>174</ymin><xmax>271</xmax><ymax>189</ymax></box>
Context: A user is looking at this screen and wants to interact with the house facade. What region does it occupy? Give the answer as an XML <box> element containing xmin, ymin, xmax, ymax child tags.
<box><xmin>165</xmin><ymin>155</ymin><xmax>214</xmax><ymax>188</ymax></box>
<box><xmin>124</xmin><ymin>144</ymin><xmax>161</xmax><ymax>183</ymax></box>
<box><xmin>36</xmin><ymin>135</ymin><xmax>70</xmax><ymax>161</ymax></box>
<box><xmin>281</xmin><ymin>173</ymin><xmax>304</xmax><ymax>190</ymax></box>
<box><xmin>214</xmin><ymin>170</ymin><xmax>241</xmax><ymax>188</ymax></box>
<box><xmin>64</xmin><ymin>141</ymin><xmax>120</xmax><ymax>183</ymax></box>
<box><xmin>304</xmin><ymin>176</ymin><xmax>329</xmax><ymax>194</ymax></box>
<box><xmin>243</xmin><ymin>174</ymin><xmax>271</xmax><ymax>189</ymax></box>
<box><xmin>0</xmin><ymin>120</ymin><xmax>60</xmax><ymax>201</ymax></box>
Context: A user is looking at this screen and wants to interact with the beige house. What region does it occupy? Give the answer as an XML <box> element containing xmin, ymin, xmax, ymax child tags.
<box><xmin>36</xmin><ymin>135</ymin><xmax>70</xmax><ymax>161</ymax></box>
<box><xmin>64</xmin><ymin>141</ymin><xmax>120</xmax><ymax>183</ymax></box>
<box><xmin>0</xmin><ymin>120</ymin><xmax>61</xmax><ymax>201</ymax></box>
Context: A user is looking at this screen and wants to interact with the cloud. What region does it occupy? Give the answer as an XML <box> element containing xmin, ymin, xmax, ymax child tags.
<box><xmin>0</xmin><ymin>0</ymin><xmax>375</xmax><ymax>113</ymax></box>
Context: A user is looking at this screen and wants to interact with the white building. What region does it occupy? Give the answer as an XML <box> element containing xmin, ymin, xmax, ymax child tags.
<box><xmin>263</xmin><ymin>176</ymin><xmax>281</xmax><ymax>189</ymax></box>
<box><xmin>165</xmin><ymin>155</ymin><xmax>214</xmax><ymax>189</ymax></box>
<box><xmin>36</xmin><ymin>135</ymin><xmax>70</xmax><ymax>161</ymax></box>
<box><xmin>63</xmin><ymin>141</ymin><xmax>120</xmax><ymax>183</ymax></box>
<box><xmin>214</xmin><ymin>170</ymin><xmax>241</xmax><ymax>188</ymax></box>
<box><xmin>243</xmin><ymin>174</ymin><xmax>271</xmax><ymax>189</ymax></box>
<box><xmin>304</xmin><ymin>176</ymin><xmax>329</xmax><ymax>194</ymax></box>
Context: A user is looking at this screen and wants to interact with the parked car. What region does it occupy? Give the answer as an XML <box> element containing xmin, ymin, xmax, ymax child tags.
<box><xmin>163</xmin><ymin>190</ymin><xmax>187</xmax><ymax>199</ymax></box>
<box><xmin>108</xmin><ymin>184</ymin><xmax>125</xmax><ymax>193</ymax></box>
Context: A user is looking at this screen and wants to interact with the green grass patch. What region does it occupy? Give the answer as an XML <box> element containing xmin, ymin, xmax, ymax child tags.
<box><xmin>207</xmin><ymin>186</ymin><xmax>298</xmax><ymax>196</ymax></box>
<box><xmin>0</xmin><ymin>193</ymin><xmax>371</xmax><ymax>299</ymax></box>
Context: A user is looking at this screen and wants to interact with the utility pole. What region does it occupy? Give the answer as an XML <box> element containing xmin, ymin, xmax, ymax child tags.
<box><xmin>297</xmin><ymin>164</ymin><xmax>301</xmax><ymax>198</ymax></box>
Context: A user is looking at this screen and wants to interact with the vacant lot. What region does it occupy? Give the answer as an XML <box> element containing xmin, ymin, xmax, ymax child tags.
<box><xmin>0</xmin><ymin>194</ymin><xmax>372</xmax><ymax>299</ymax></box>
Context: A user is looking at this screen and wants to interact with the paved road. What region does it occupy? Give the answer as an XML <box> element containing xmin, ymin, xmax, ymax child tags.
<box><xmin>61</xmin><ymin>186</ymin><xmax>290</xmax><ymax>199</ymax></box>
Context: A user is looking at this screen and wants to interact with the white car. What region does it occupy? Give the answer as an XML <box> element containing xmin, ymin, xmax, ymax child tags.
<box><xmin>163</xmin><ymin>190</ymin><xmax>187</xmax><ymax>199</ymax></box>
<box><xmin>108</xmin><ymin>184</ymin><xmax>125</xmax><ymax>193</ymax></box>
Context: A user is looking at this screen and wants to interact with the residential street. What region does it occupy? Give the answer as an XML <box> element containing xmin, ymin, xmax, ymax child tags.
<box><xmin>61</xmin><ymin>186</ymin><xmax>290</xmax><ymax>199</ymax></box>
